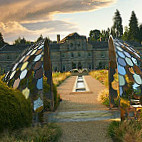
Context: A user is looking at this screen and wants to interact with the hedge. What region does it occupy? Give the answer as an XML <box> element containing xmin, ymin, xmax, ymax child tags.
<box><xmin>0</xmin><ymin>80</ymin><xmax>32</xmax><ymax>133</ymax></box>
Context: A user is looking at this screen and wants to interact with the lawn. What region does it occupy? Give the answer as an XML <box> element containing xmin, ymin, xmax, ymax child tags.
<box><xmin>52</xmin><ymin>72</ymin><xmax>71</xmax><ymax>86</ymax></box>
<box><xmin>89</xmin><ymin>70</ymin><xmax>119</xmax><ymax>107</ymax></box>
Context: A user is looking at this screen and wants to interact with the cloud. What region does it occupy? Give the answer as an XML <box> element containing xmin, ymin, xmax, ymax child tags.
<box><xmin>22</xmin><ymin>20</ymin><xmax>78</xmax><ymax>31</ymax></box>
<box><xmin>0</xmin><ymin>20</ymin><xmax>78</xmax><ymax>43</ymax></box>
<box><xmin>0</xmin><ymin>0</ymin><xmax>116</xmax><ymax>43</ymax></box>
<box><xmin>0</xmin><ymin>0</ymin><xmax>116</xmax><ymax>22</ymax></box>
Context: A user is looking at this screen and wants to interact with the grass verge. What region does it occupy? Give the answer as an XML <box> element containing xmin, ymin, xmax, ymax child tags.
<box><xmin>90</xmin><ymin>70</ymin><xmax>119</xmax><ymax>107</ymax></box>
<box><xmin>53</xmin><ymin>72</ymin><xmax>71</xmax><ymax>86</ymax></box>
<box><xmin>108</xmin><ymin>120</ymin><xmax>142</xmax><ymax>142</ymax></box>
<box><xmin>0</xmin><ymin>123</ymin><xmax>62</xmax><ymax>142</ymax></box>
<box><xmin>89</xmin><ymin>70</ymin><xmax>108</xmax><ymax>87</ymax></box>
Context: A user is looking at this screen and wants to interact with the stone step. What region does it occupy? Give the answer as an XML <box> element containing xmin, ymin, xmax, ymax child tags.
<box><xmin>45</xmin><ymin>110</ymin><xmax>120</xmax><ymax>123</ymax></box>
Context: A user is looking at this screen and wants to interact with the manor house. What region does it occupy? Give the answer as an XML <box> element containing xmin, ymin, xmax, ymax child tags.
<box><xmin>0</xmin><ymin>32</ymin><xmax>141</xmax><ymax>73</ymax></box>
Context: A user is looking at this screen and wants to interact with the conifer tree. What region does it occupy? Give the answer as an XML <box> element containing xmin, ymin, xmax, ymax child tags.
<box><xmin>122</xmin><ymin>26</ymin><xmax>129</xmax><ymax>41</ymax></box>
<box><xmin>139</xmin><ymin>24</ymin><xmax>142</xmax><ymax>43</ymax></box>
<box><xmin>0</xmin><ymin>32</ymin><xmax>4</xmax><ymax>48</ymax></box>
<box><xmin>36</xmin><ymin>34</ymin><xmax>44</xmax><ymax>42</ymax></box>
<box><xmin>112</xmin><ymin>9</ymin><xmax>123</xmax><ymax>38</ymax></box>
<box><xmin>129</xmin><ymin>11</ymin><xmax>139</xmax><ymax>41</ymax></box>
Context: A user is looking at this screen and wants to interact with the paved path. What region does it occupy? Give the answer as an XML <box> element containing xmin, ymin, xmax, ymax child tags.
<box><xmin>44</xmin><ymin>75</ymin><xmax>119</xmax><ymax>142</ymax></box>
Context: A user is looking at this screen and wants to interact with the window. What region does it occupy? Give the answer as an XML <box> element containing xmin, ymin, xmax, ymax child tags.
<box><xmin>78</xmin><ymin>52</ymin><xmax>81</xmax><ymax>57</ymax></box>
<box><xmin>71</xmin><ymin>52</ymin><xmax>74</xmax><ymax>58</ymax></box>
<box><xmin>54</xmin><ymin>67</ymin><xmax>58</xmax><ymax>72</ymax></box>
<box><xmin>70</xmin><ymin>43</ymin><xmax>73</xmax><ymax>47</ymax></box>
<box><xmin>62</xmin><ymin>65</ymin><xmax>66</xmax><ymax>72</ymax></box>
<box><xmin>101</xmin><ymin>53</ymin><xmax>105</xmax><ymax>58</ymax></box>
<box><xmin>62</xmin><ymin>53</ymin><xmax>65</xmax><ymax>58</ymax></box>
<box><xmin>88</xmin><ymin>64</ymin><xmax>92</xmax><ymax>70</ymax></box>
<box><xmin>78</xmin><ymin>42</ymin><xmax>80</xmax><ymax>47</ymax></box>
<box><xmin>7</xmin><ymin>56</ymin><xmax>10</xmax><ymax>59</ymax></box>
<box><xmin>88</xmin><ymin>52</ymin><xmax>91</xmax><ymax>57</ymax></box>
<box><xmin>72</xmin><ymin>62</ymin><xmax>76</xmax><ymax>69</ymax></box>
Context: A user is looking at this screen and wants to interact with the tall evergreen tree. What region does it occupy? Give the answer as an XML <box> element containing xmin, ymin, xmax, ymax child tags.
<box><xmin>100</xmin><ymin>28</ymin><xmax>110</xmax><ymax>41</ymax></box>
<box><xmin>36</xmin><ymin>34</ymin><xmax>44</xmax><ymax>42</ymax></box>
<box><xmin>139</xmin><ymin>24</ymin><xmax>142</xmax><ymax>43</ymax></box>
<box><xmin>110</xmin><ymin>27</ymin><xmax>116</xmax><ymax>38</ymax></box>
<box><xmin>129</xmin><ymin>11</ymin><xmax>139</xmax><ymax>41</ymax></box>
<box><xmin>0</xmin><ymin>32</ymin><xmax>5</xmax><ymax>48</ymax></box>
<box><xmin>112</xmin><ymin>9</ymin><xmax>123</xmax><ymax>38</ymax></box>
<box><xmin>122</xmin><ymin>26</ymin><xmax>129</xmax><ymax>41</ymax></box>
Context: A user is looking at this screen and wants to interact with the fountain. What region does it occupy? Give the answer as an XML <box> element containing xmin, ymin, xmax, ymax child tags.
<box><xmin>76</xmin><ymin>76</ymin><xmax>86</xmax><ymax>92</ymax></box>
<box><xmin>71</xmin><ymin>75</ymin><xmax>91</xmax><ymax>94</ymax></box>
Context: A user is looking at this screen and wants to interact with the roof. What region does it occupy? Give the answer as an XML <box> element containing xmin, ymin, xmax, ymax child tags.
<box><xmin>0</xmin><ymin>44</ymin><xmax>30</xmax><ymax>53</ymax></box>
<box><xmin>60</xmin><ymin>32</ymin><xmax>86</xmax><ymax>43</ymax></box>
<box><xmin>89</xmin><ymin>41</ymin><xmax>108</xmax><ymax>48</ymax></box>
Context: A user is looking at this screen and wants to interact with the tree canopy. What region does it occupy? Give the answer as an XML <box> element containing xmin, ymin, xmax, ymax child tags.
<box><xmin>89</xmin><ymin>30</ymin><xmax>101</xmax><ymax>41</ymax></box>
<box><xmin>13</xmin><ymin>37</ymin><xmax>31</xmax><ymax>45</ymax></box>
<box><xmin>89</xmin><ymin>10</ymin><xmax>142</xmax><ymax>44</ymax></box>
<box><xmin>36</xmin><ymin>34</ymin><xmax>44</xmax><ymax>42</ymax></box>
<box><xmin>139</xmin><ymin>24</ymin><xmax>142</xmax><ymax>43</ymax></box>
<box><xmin>112</xmin><ymin>9</ymin><xmax>123</xmax><ymax>38</ymax></box>
<box><xmin>0</xmin><ymin>32</ymin><xmax>5</xmax><ymax>48</ymax></box>
<box><xmin>129</xmin><ymin>11</ymin><xmax>139</xmax><ymax>41</ymax></box>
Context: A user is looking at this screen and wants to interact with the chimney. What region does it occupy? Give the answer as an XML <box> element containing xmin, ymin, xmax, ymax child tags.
<box><xmin>57</xmin><ymin>34</ymin><xmax>60</xmax><ymax>43</ymax></box>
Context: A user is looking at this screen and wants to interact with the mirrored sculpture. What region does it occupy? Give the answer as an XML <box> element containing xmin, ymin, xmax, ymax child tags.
<box><xmin>4</xmin><ymin>38</ymin><xmax>54</xmax><ymax>113</ymax></box>
<box><xmin>109</xmin><ymin>36</ymin><xmax>142</xmax><ymax>120</ymax></box>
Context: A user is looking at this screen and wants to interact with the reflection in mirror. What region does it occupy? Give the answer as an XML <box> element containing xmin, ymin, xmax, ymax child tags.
<box><xmin>133</xmin><ymin>74</ymin><xmax>142</xmax><ymax>85</ymax></box>
<box><xmin>118</xmin><ymin>65</ymin><xmax>126</xmax><ymax>75</ymax></box>
<box><xmin>129</xmin><ymin>67</ymin><xmax>134</xmax><ymax>74</ymax></box>
<box><xmin>37</xmin><ymin>78</ymin><xmax>43</xmax><ymax>90</ymax></box>
<box><xmin>20</xmin><ymin>69</ymin><xmax>28</xmax><ymax>80</ymax></box>
<box><xmin>117</xmin><ymin>51</ymin><xmax>125</xmax><ymax>58</ymax></box>
<box><xmin>118</xmin><ymin>57</ymin><xmax>126</xmax><ymax>66</ymax></box>
<box><xmin>132</xmin><ymin>57</ymin><xmax>138</xmax><ymax>65</ymax></box>
<box><xmin>118</xmin><ymin>75</ymin><xmax>125</xmax><ymax>86</ymax></box>
<box><xmin>125</xmin><ymin>57</ymin><xmax>133</xmax><ymax>66</ymax></box>
<box><xmin>133</xmin><ymin>85</ymin><xmax>141</xmax><ymax>97</ymax></box>
<box><xmin>21</xmin><ymin>62</ymin><xmax>28</xmax><ymax>71</ymax></box>
<box><xmin>34</xmin><ymin>54</ymin><xmax>42</xmax><ymax>62</ymax></box>
<box><xmin>124</xmin><ymin>51</ymin><xmax>131</xmax><ymax>58</ymax></box>
<box><xmin>116</xmin><ymin>45</ymin><xmax>123</xmax><ymax>51</ymax></box>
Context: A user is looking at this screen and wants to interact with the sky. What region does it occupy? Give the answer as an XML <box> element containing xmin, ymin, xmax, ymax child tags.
<box><xmin>0</xmin><ymin>0</ymin><xmax>142</xmax><ymax>44</ymax></box>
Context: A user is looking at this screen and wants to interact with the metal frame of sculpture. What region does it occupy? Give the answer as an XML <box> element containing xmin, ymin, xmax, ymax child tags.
<box><xmin>4</xmin><ymin>38</ymin><xmax>54</xmax><ymax>122</ymax></box>
<box><xmin>108</xmin><ymin>36</ymin><xmax>142</xmax><ymax>120</ymax></box>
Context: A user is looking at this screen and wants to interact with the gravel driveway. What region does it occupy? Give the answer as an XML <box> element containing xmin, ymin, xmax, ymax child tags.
<box><xmin>46</xmin><ymin>75</ymin><xmax>114</xmax><ymax>142</ymax></box>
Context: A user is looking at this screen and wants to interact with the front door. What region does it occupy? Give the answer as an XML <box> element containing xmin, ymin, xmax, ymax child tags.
<box><xmin>78</xmin><ymin>62</ymin><xmax>82</xmax><ymax>69</ymax></box>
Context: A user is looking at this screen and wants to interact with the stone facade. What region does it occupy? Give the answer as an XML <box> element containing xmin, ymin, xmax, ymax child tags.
<box><xmin>50</xmin><ymin>33</ymin><xmax>109</xmax><ymax>72</ymax></box>
<box><xmin>0</xmin><ymin>44</ymin><xmax>29</xmax><ymax>74</ymax></box>
<box><xmin>0</xmin><ymin>32</ymin><xmax>142</xmax><ymax>73</ymax></box>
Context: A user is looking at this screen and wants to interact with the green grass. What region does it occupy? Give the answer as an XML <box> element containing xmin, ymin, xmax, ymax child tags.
<box><xmin>53</xmin><ymin>72</ymin><xmax>71</xmax><ymax>86</ymax></box>
<box><xmin>0</xmin><ymin>74</ymin><xmax>63</xmax><ymax>141</ymax></box>
<box><xmin>89</xmin><ymin>70</ymin><xmax>108</xmax><ymax>87</ymax></box>
<box><xmin>0</xmin><ymin>123</ymin><xmax>62</xmax><ymax>142</ymax></box>
<box><xmin>90</xmin><ymin>70</ymin><xmax>119</xmax><ymax>107</ymax></box>
<box><xmin>108</xmin><ymin>120</ymin><xmax>142</xmax><ymax>142</ymax></box>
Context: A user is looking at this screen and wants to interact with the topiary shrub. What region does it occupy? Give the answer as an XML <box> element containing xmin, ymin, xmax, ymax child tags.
<box><xmin>0</xmin><ymin>80</ymin><xmax>32</xmax><ymax>133</ymax></box>
<box><xmin>43</xmin><ymin>76</ymin><xmax>60</xmax><ymax>111</ymax></box>
<box><xmin>53</xmin><ymin>84</ymin><xmax>60</xmax><ymax>110</ymax></box>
